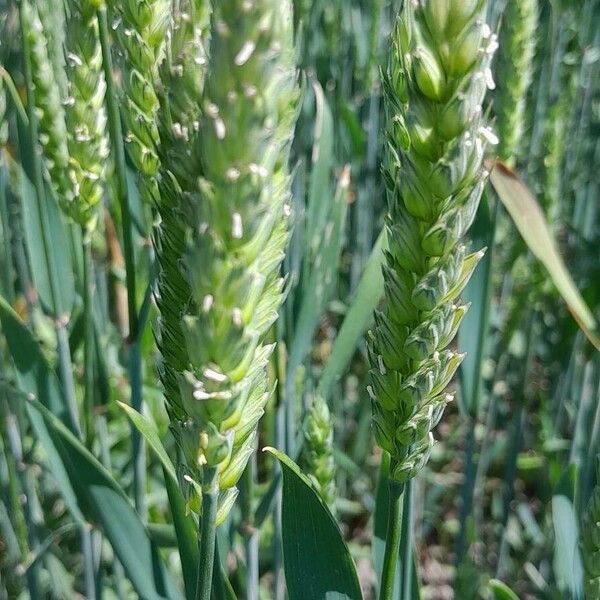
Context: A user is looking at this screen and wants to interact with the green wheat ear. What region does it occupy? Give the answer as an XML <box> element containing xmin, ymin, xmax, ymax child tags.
<box><xmin>303</xmin><ymin>396</ymin><xmax>337</xmax><ymax>509</ymax></box>
<box><xmin>155</xmin><ymin>0</ymin><xmax>299</xmax><ymax>520</ymax></box>
<box><xmin>22</xmin><ymin>0</ymin><xmax>74</xmax><ymax>210</ymax></box>
<box><xmin>368</xmin><ymin>0</ymin><xmax>498</xmax><ymax>483</ymax></box>
<box><xmin>64</xmin><ymin>0</ymin><xmax>109</xmax><ymax>230</ymax></box>
<box><xmin>583</xmin><ymin>466</ymin><xmax>600</xmax><ymax>599</ymax></box>
<box><xmin>111</xmin><ymin>0</ymin><xmax>169</xmax><ymax>204</ymax></box>
<box><xmin>495</xmin><ymin>0</ymin><xmax>538</xmax><ymax>164</ymax></box>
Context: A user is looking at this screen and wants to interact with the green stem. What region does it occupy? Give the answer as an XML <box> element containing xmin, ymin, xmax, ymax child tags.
<box><xmin>18</xmin><ymin>0</ymin><xmax>81</xmax><ymax>438</ymax></box>
<box><xmin>97</xmin><ymin>4</ymin><xmax>146</xmax><ymax>519</ymax></box>
<box><xmin>379</xmin><ymin>477</ymin><xmax>404</xmax><ymax>600</ymax></box>
<box><xmin>455</xmin><ymin>421</ymin><xmax>476</xmax><ymax>565</ymax></box>
<box><xmin>400</xmin><ymin>478</ymin><xmax>413</xmax><ymax>600</ymax></box>
<box><xmin>195</xmin><ymin>467</ymin><xmax>219</xmax><ymax>600</ymax></box>
<box><xmin>241</xmin><ymin>458</ymin><xmax>259</xmax><ymax>600</ymax></box>
<box><xmin>82</xmin><ymin>233</ymin><xmax>95</xmax><ymax>446</ymax></box>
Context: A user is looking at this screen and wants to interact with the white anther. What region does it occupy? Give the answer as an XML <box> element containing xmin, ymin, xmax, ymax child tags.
<box><xmin>484</xmin><ymin>67</ymin><xmax>496</xmax><ymax>90</ymax></box>
<box><xmin>378</xmin><ymin>355</ymin><xmax>387</xmax><ymax>375</ymax></box>
<box><xmin>232</xmin><ymin>212</ymin><xmax>243</xmax><ymax>239</ymax></box>
<box><xmin>232</xmin><ymin>308</ymin><xmax>243</xmax><ymax>327</ymax></box>
<box><xmin>235</xmin><ymin>40</ymin><xmax>256</xmax><ymax>66</ymax></box>
<box><xmin>242</xmin><ymin>84</ymin><xmax>257</xmax><ymax>98</ymax></box>
<box><xmin>249</xmin><ymin>163</ymin><xmax>268</xmax><ymax>178</ymax></box>
<box><xmin>202</xmin><ymin>294</ymin><xmax>214</xmax><ymax>313</ymax></box>
<box><xmin>479</xmin><ymin>126</ymin><xmax>499</xmax><ymax>146</ymax></box>
<box><xmin>367</xmin><ymin>385</ymin><xmax>376</xmax><ymax>401</ymax></box>
<box><xmin>226</xmin><ymin>167</ymin><xmax>241</xmax><ymax>181</ymax></box>
<box><xmin>203</xmin><ymin>367</ymin><xmax>228</xmax><ymax>384</ymax></box>
<box><xmin>214</xmin><ymin>117</ymin><xmax>226</xmax><ymax>140</ymax></box>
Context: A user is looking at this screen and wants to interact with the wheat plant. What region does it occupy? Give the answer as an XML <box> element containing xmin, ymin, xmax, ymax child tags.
<box><xmin>369</xmin><ymin>1</ymin><xmax>497</xmax><ymax>595</ymax></box>
<box><xmin>2</xmin><ymin>1</ymin><xmax>600</xmax><ymax>599</ymax></box>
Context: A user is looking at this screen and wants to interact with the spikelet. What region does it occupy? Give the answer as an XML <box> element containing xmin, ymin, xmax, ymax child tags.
<box><xmin>111</xmin><ymin>0</ymin><xmax>169</xmax><ymax>203</ymax></box>
<box><xmin>368</xmin><ymin>0</ymin><xmax>497</xmax><ymax>482</ymax></box>
<box><xmin>155</xmin><ymin>0</ymin><xmax>298</xmax><ymax>518</ymax></box>
<box><xmin>63</xmin><ymin>0</ymin><xmax>109</xmax><ymax>230</ymax></box>
<box><xmin>494</xmin><ymin>0</ymin><xmax>538</xmax><ymax>164</ymax></box>
<box><xmin>303</xmin><ymin>396</ymin><xmax>337</xmax><ymax>508</ymax></box>
<box><xmin>583</xmin><ymin>465</ymin><xmax>600</xmax><ymax>599</ymax></box>
<box><xmin>22</xmin><ymin>0</ymin><xmax>74</xmax><ymax>209</ymax></box>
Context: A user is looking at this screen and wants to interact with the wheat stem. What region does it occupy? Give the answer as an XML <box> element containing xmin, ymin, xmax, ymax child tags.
<box><xmin>380</xmin><ymin>476</ymin><xmax>404</xmax><ymax>600</ymax></box>
<box><xmin>195</xmin><ymin>466</ymin><xmax>219</xmax><ymax>600</ymax></box>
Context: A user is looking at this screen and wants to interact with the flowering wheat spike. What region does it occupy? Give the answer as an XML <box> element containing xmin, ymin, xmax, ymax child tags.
<box><xmin>153</xmin><ymin>0</ymin><xmax>210</xmax><ymax>446</ymax></box>
<box><xmin>156</xmin><ymin>0</ymin><xmax>298</xmax><ymax>519</ymax></box>
<box><xmin>303</xmin><ymin>396</ymin><xmax>337</xmax><ymax>508</ymax></box>
<box><xmin>368</xmin><ymin>0</ymin><xmax>497</xmax><ymax>483</ymax></box>
<box><xmin>22</xmin><ymin>0</ymin><xmax>74</xmax><ymax>210</ymax></box>
<box><xmin>111</xmin><ymin>0</ymin><xmax>169</xmax><ymax>204</ymax></box>
<box><xmin>495</xmin><ymin>0</ymin><xmax>538</xmax><ymax>164</ymax></box>
<box><xmin>583</xmin><ymin>466</ymin><xmax>600</xmax><ymax>599</ymax></box>
<box><xmin>63</xmin><ymin>0</ymin><xmax>108</xmax><ymax>230</ymax></box>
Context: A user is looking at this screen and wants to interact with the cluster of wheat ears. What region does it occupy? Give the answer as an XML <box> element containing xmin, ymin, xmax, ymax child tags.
<box><xmin>1</xmin><ymin>0</ymin><xmax>599</xmax><ymax>598</ymax></box>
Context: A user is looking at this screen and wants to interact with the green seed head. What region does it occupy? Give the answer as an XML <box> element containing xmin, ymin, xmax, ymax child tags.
<box><xmin>495</xmin><ymin>0</ymin><xmax>538</xmax><ymax>164</ymax></box>
<box><xmin>156</xmin><ymin>0</ymin><xmax>298</xmax><ymax>520</ymax></box>
<box><xmin>303</xmin><ymin>396</ymin><xmax>337</xmax><ymax>508</ymax></box>
<box><xmin>64</xmin><ymin>0</ymin><xmax>109</xmax><ymax>229</ymax></box>
<box><xmin>369</xmin><ymin>0</ymin><xmax>496</xmax><ymax>482</ymax></box>
<box><xmin>23</xmin><ymin>0</ymin><xmax>75</xmax><ymax>211</ymax></box>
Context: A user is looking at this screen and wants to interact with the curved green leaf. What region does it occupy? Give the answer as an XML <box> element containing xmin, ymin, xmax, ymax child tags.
<box><xmin>264</xmin><ymin>447</ymin><xmax>363</xmax><ymax>600</ymax></box>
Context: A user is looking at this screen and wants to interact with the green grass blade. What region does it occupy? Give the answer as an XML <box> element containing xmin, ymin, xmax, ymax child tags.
<box><xmin>264</xmin><ymin>447</ymin><xmax>363</xmax><ymax>600</ymax></box>
<box><xmin>24</xmin><ymin>399</ymin><xmax>184</xmax><ymax>600</ymax></box>
<box><xmin>6</xmin><ymin>153</ymin><xmax>75</xmax><ymax>318</ymax></box>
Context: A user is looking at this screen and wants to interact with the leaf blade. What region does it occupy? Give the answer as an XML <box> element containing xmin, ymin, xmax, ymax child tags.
<box><xmin>265</xmin><ymin>447</ymin><xmax>363</xmax><ymax>600</ymax></box>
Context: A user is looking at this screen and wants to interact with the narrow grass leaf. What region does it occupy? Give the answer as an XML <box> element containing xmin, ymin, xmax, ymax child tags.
<box><xmin>458</xmin><ymin>196</ymin><xmax>494</xmax><ymax>416</ymax></box>
<box><xmin>8</xmin><ymin>154</ymin><xmax>75</xmax><ymax>317</ymax></box>
<box><xmin>264</xmin><ymin>447</ymin><xmax>363</xmax><ymax>600</ymax></box>
<box><xmin>317</xmin><ymin>230</ymin><xmax>386</xmax><ymax>401</ymax></box>
<box><xmin>489</xmin><ymin>160</ymin><xmax>600</xmax><ymax>350</ymax></box>
<box><xmin>118</xmin><ymin>402</ymin><xmax>176</xmax><ymax>480</ymax></box>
